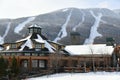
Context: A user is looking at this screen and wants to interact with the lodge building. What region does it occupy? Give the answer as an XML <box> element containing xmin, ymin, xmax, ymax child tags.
<box><xmin>0</xmin><ymin>24</ymin><xmax>120</xmax><ymax>74</ymax></box>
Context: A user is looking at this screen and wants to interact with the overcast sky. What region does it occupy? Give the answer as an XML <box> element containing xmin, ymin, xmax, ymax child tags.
<box><xmin>0</xmin><ymin>0</ymin><xmax>119</xmax><ymax>19</ymax></box>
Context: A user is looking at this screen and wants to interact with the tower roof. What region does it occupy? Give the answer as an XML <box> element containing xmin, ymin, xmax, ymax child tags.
<box><xmin>28</xmin><ymin>24</ymin><xmax>42</xmax><ymax>29</ymax></box>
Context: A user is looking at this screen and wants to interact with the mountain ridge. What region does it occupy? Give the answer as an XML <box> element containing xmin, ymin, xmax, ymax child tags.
<box><xmin>0</xmin><ymin>8</ymin><xmax>120</xmax><ymax>45</ymax></box>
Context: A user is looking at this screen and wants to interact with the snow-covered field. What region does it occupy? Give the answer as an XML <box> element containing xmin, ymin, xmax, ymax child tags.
<box><xmin>27</xmin><ymin>72</ymin><xmax>120</xmax><ymax>80</ymax></box>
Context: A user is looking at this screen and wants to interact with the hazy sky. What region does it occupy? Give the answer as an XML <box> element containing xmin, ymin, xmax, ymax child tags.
<box><xmin>0</xmin><ymin>0</ymin><xmax>119</xmax><ymax>19</ymax></box>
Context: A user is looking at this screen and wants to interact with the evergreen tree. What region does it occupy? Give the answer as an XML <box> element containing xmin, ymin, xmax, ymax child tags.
<box><xmin>11</xmin><ymin>56</ymin><xmax>19</xmax><ymax>76</ymax></box>
<box><xmin>0</xmin><ymin>56</ymin><xmax>8</xmax><ymax>77</ymax></box>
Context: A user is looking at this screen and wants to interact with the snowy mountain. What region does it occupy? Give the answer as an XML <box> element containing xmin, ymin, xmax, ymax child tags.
<box><xmin>114</xmin><ymin>9</ymin><xmax>120</xmax><ymax>15</ymax></box>
<box><xmin>0</xmin><ymin>8</ymin><xmax>120</xmax><ymax>45</ymax></box>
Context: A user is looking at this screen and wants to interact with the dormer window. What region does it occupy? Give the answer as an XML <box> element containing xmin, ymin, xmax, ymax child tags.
<box><xmin>35</xmin><ymin>44</ymin><xmax>41</xmax><ymax>48</ymax></box>
<box><xmin>11</xmin><ymin>44</ymin><xmax>16</xmax><ymax>49</ymax></box>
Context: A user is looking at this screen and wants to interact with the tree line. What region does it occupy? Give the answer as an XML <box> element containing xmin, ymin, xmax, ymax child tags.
<box><xmin>0</xmin><ymin>56</ymin><xmax>19</xmax><ymax>80</ymax></box>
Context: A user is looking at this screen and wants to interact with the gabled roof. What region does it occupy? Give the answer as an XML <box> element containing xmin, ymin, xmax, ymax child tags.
<box><xmin>19</xmin><ymin>39</ymin><xmax>33</xmax><ymax>51</ymax></box>
<box><xmin>16</xmin><ymin>33</ymin><xmax>47</xmax><ymax>43</ymax></box>
<box><xmin>48</xmin><ymin>40</ymin><xmax>65</xmax><ymax>46</ymax></box>
<box><xmin>28</xmin><ymin>24</ymin><xmax>42</xmax><ymax>29</ymax></box>
<box><xmin>34</xmin><ymin>34</ymin><xmax>45</xmax><ymax>43</ymax></box>
<box><xmin>17</xmin><ymin>33</ymin><xmax>56</xmax><ymax>52</ymax></box>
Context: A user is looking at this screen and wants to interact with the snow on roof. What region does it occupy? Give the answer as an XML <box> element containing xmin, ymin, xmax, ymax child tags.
<box><xmin>29</xmin><ymin>24</ymin><xmax>42</xmax><ymax>28</ymax></box>
<box><xmin>19</xmin><ymin>39</ymin><xmax>33</xmax><ymax>51</ymax></box>
<box><xmin>44</xmin><ymin>41</ymin><xmax>56</xmax><ymax>53</ymax></box>
<box><xmin>16</xmin><ymin>33</ymin><xmax>32</xmax><ymax>42</ymax></box>
<box><xmin>17</xmin><ymin>33</ymin><xmax>55</xmax><ymax>52</ymax></box>
<box><xmin>65</xmin><ymin>44</ymin><xmax>114</xmax><ymax>55</ymax></box>
<box><xmin>6</xmin><ymin>46</ymin><xmax>10</xmax><ymax>50</ymax></box>
<box><xmin>34</xmin><ymin>34</ymin><xmax>45</xmax><ymax>43</ymax></box>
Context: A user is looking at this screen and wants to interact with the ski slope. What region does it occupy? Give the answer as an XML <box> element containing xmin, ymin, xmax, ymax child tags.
<box><xmin>14</xmin><ymin>16</ymin><xmax>36</xmax><ymax>34</ymax></box>
<box><xmin>54</xmin><ymin>10</ymin><xmax>72</xmax><ymax>42</ymax></box>
<box><xmin>84</xmin><ymin>11</ymin><xmax>102</xmax><ymax>44</ymax></box>
<box><xmin>72</xmin><ymin>10</ymin><xmax>85</xmax><ymax>31</ymax></box>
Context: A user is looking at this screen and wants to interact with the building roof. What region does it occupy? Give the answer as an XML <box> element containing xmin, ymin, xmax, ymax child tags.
<box><xmin>16</xmin><ymin>33</ymin><xmax>55</xmax><ymax>52</ymax></box>
<box><xmin>28</xmin><ymin>24</ymin><xmax>42</xmax><ymax>29</ymax></box>
<box><xmin>65</xmin><ymin>44</ymin><xmax>114</xmax><ymax>55</ymax></box>
<box><xmin>48</xmin><ymin>40</ymin><xmax>65</xmax><ymax>46</ymax></box>
<box><xmin>2</xmin><ymin>24</ymin><xmax>63</xmax><ymax>53</ymax></box>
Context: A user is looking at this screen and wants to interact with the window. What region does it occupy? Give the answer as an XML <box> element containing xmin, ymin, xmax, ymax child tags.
<box><xmin>2</xmin><ymin>53</ymin><xmax>5</xmax><ymax>56</ymax></box>
<box><xmin>35</xmin><ymin>49</ymin><xmax>41</xmax><ymax>51</ymax></box>
<box><xmin>11</xmin><ymin>44</ymin><xmax>16</xmax><ymax>48</ymax></box>
<box><xmin>11</xmin><ymin>53</ymin><xmax>16</xmax><ymax>56</ymax></box>
<box><xmin>34</xmin><ymin>28</ymin><xmax>38</xmax><ymax>33</ymax></box>
<box><xmin>38</xmin><ymin>29</ymin><xmax>41</xmax><ymax>33</ymax></box>
<box><xmin>32</xmin><ymin>60</ymin><xmax>38</xmax><ymax>68</ymax></box>
<box><xmin>23</xmin><ymin>60</ymin><xmax>28</xmax><ymax>68</ymax></box>
<box><xmin>24</xmin><ymin>53</ymin><xmax>30</xmax><ymax>56</ymax></box>
<box><xmin>39</xmin><ymin>54</ymin><xmax>45</xmax><ymax>56</ymax></box>
<box><xmin>39</xmin><ymin>60</ymin><xmax>45</xmax><ymax>68</ymax></box>
<box><xmin>32</xmin><ymin>53</ymin><xmax>38</xmax><ymax>56</ymax></box>
<box><xmin>6</xmin><ymin>53</ymin><xmax>10</xmax><ymax>56</ymax></box>
<box><xmin>16</xmin><ymin>53</ymin><xmax>22</xmax><ymax>56</ymax></box>
<box><xmin>29</xmin><ymin>29</ymin><xmax>33</xmax><ymax>33</ymax></box>
<box><xmin>35</xmin><ymin>44</ymin><xmax>41</xmax><ymax>48</ymax></box>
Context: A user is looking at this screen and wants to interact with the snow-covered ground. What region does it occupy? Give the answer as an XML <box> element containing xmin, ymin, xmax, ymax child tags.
<box><xmin>54</xmin><ymin>9</ymin><xmax>72</xmax><ymax>42</ymax></box>
<box><xmin>14</xmin><ymin>16</ymin><xmax>36</xmax><ymax>34</ymax></box>
<box><xmin>27</xmin><ymin>72</ymin><xmax>120</xmax><ymax>80</ymax></box>
<box><xmin>84</xmin><ymin>11</ymin><xmax>102</xmax><ymax>44</ymax></box>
